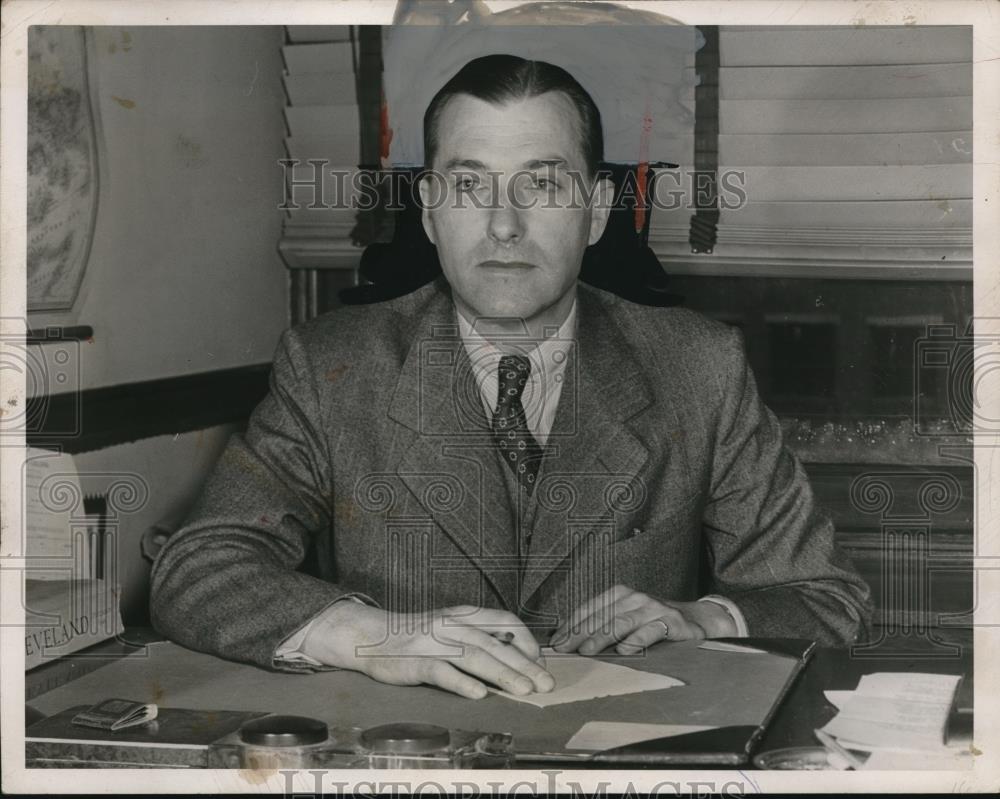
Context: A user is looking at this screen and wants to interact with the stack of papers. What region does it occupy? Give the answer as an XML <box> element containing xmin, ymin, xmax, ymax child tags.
<box><xmin>820</xmin><ymin>672</ymin><xmax>972</xmax><ymax>770</ymax></box>
<box><xmin>23</xmin><ymin>449</ymin><xmax>123</xmax><ymax>670</ymax></box>
<box><xmin>26</xmin><ymin>448</ymin><xmax>83</xmax><ymax>572</ymax></box>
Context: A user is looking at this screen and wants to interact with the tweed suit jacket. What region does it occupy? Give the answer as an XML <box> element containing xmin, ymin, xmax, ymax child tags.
<box><xmin>150</xmin><ymin>278</ymin><xmax>873</xmax><ymax>670</ymax></box>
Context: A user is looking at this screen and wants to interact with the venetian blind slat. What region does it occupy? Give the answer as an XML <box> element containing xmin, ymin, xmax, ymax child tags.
<box><xmin>720</xmin><ymin>97</ymin><xmax>971</xmax><ymax>135</ymax></box>
<box><xmin>719</xmin><ymin>26</ymin><xmax>971</xmax><ymax>67</ymax></box>
<box><xmin>284</xmin><ymin>105</ymin><xmax>361</xmax><ymax>139</ymax></box>
<box><xmin>286</xmin><ymin>26</ymin><xmax>352</xmax><ymax>44</ymax></box>
<box><xmin>720</xmin><ymin>199</ymin><xmax>972</xmax><ymax>230</ymax></box>
<box><xmin>731</xmin><ymin>165</ymin><xmax>972</xmax><ymax>203</ymax></box>
<box><xmin>719</xmin><ymin>62</ymin><xmax>972</xmax><ymax>100</ymax></box>
<box><xmin>719</xmin><ymin>131</ymin><xmax>972</xmax><ymax>166</ymax></box>
<box><xmin>283</xmin><ymin>72</ymin><xmax>357</xmax><ymax>106</ymax></box>
<box><xmin>282</xmin><ymin>42</ymin><xmax>354</xmax><ymax>74</ymax></box>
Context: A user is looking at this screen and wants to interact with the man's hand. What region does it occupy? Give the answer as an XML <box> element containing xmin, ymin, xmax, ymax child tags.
<box><xmin>300</xmin><ymin>602</ymin><xmax>555</xmax><ymax>699</ymax></box>
<box><xmin>550</xmin><ymin>585</ymin><xmax>738</xmax><ymax>655</ymax></box>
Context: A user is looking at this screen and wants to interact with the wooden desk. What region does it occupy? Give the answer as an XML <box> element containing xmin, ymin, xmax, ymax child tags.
<box><xmin>26</xmin><ymin>632</ymin><xmax>973</xmax><ymax>767</ymax></box>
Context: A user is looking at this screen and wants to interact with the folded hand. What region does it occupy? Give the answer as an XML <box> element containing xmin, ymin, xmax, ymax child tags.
<box><xmin>550</xmin><ymin>585</ymin><xmax>736</xmax><ymax>655</ymax></box>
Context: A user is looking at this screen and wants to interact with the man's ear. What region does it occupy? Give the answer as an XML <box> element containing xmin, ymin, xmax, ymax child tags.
<box><xmin>418</xmin><ymin>173</ymin><xmax>437</xmax><ymax>246</ymax></box>
<box><xmin>587</xmin><ymin>174</ymin><xmax>614</xmax><ymax>246</ymax></box>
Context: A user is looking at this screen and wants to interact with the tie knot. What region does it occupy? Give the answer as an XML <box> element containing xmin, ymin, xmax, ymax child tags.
<box><xmin>497</xmin><ymin>354</ymin><xmax>531</xmax><ymax>405</ymax></box>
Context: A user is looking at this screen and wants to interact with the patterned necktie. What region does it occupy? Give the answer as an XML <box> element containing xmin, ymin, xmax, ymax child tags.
<box><xmin>491</xmin><ymin>354</ymin><xmax>544</xmax><ymax>493</ymax></box>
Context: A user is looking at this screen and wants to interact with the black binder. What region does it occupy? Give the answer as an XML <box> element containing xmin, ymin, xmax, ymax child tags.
<box><xmin>587</xmin><ymin>638</ymin><xmax>817</xmax><ymax>766</ymax></box>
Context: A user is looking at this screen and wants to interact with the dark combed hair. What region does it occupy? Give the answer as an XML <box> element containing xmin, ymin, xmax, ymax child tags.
<box><xmin>422</xmin><ymin>54</ymin><xmax>604</xmax><ymax>176</ymax></box>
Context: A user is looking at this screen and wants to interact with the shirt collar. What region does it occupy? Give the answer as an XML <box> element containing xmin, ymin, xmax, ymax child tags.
<box><xmin>456</xmin><ymin>298</ymin><xmax>577</xmax><ymax>431</ymax></box>
<box><xmin>455</xmin><ymin>298</ymin><xmax>577</xmax><ymax>366</ymax></box>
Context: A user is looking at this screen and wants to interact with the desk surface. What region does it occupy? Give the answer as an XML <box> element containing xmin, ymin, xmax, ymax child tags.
<box><xmin>26</xmin><ymin>633</ymin><xmax>973</xmax><ymax>766</ymax></box>
<box><xmin>27</xmin><ymin>638</ymin><xmax>805</xmax><ymax>762</ymax></box>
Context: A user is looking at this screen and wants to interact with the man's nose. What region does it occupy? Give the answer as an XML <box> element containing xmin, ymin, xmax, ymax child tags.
<box><xmin>487</xmin><ymin>194</ymin><xmax>524</xmax><ymax>245</ymax></box>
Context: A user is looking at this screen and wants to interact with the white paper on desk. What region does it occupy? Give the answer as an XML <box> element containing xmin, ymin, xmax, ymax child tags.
<box><xmin>837</xmin><ymin>737</ymin><xmax>970</xmax><ymax>755</ymax></box>
<box><xmin>490</xmin><ymin>648</ymin><xmax>684</xmax><ymax>708</ymax></box>
<box><xmin>566</xmin><ymin>721</ymin><xmax>715</xmax><ymax>751</ymax></box>
<box><xmin>821</xmin><ymin>672</ymin><xmax>962</xmax><ymax>750</ymax></box>
<box><xmin>855</xmin><ymin>672</ymin><xmax>962</xmax><ymax>704</ymax></box>
<box><xmin>824</xmin><ymin>690</ymin><xmax>854</xmax><ymax>711</ymax></box>
<box><xmin>862</xmin><ymin>747</ymin><xmax>973</xmax><ymax>770</ymax></box>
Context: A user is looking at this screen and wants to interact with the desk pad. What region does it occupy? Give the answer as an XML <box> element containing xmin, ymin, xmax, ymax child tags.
<box><xmin>28</xmin><ymin>638</ymin><xmax>810</xmax><ymax>762</ymax></box>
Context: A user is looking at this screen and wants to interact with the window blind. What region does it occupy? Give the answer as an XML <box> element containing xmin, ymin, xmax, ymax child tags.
<box><xmin>651</xmin><ymin>25</ymin><xmax>972</xmax><ymax>279</ymax></box>
<box><xmin>279</xmin><ymin>26</ymin><xmax>365</xmax><ymax>271</ymax></box>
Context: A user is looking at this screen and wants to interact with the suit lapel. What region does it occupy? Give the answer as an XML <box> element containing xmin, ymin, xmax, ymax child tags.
<box><xmin>519</xmin><ymin>287</ymin><xmax>655</xmax><ymax>605</ymax></box>
<box><xmin>388</xmin><ymin>282</ymin><xmax>520</xmax><ymax>611</ymax></box>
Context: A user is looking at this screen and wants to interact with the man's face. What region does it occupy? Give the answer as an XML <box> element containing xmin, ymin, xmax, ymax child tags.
<box><xmin>419</xmin><ymin>92</ymin><xmax>612</xmax><ymax>331</ymax></box>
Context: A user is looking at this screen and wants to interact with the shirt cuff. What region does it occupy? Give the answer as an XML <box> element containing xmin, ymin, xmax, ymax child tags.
<box><xmin>697</xmin><ymin>594</ymin><xmax>749</xmax><ymax>638</ymax></box>
<box><xmin>274</xmin><ymin>593</ymin><xmax>372</xmax><ymax>666</ymax></box>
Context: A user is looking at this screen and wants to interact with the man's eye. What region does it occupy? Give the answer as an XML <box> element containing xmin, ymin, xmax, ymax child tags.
<box><xmin>455</xmin><ymin>175</ymin><xmax>479</xmax><ymax>191</ymax></box>
<box><xmin>531</xmin><ymin>176</ymin><xmax>558</xmax><ymax>190</ymax></box>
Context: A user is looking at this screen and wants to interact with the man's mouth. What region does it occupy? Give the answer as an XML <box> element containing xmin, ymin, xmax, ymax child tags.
<box><xmin>479</xmin><ymin>260</ymin><xmax>535</xmax><ymax>270</ymax></box>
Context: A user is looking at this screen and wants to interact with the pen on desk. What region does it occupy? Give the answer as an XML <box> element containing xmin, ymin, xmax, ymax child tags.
<box><xmin>490</xmin><ymin>631</ymin><xmax>547</xmax><ymax>667</ymax></box>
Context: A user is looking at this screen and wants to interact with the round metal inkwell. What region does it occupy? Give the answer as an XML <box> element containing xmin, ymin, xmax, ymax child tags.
<box><xmin>360</xmin><ymin>722</ymin><xmax>451</xmax><ymax>754</ymax></box>
<box><xmin>239</xmin><ymin>715</ymin><xmax>329</xmax><ymax>747</ymax></box>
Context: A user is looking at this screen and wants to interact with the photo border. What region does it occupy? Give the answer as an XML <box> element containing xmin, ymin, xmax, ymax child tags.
<box><xmin>2</xmin><ymin>1</ymin><xmax>997</xmax><ymax>794</ymax></box>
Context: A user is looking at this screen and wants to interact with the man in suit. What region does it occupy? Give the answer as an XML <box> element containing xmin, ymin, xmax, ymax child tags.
<box><xmin>151</xmin><ymin>55</ymin><xmax>872</xmax><ymax>700</ymax></box>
